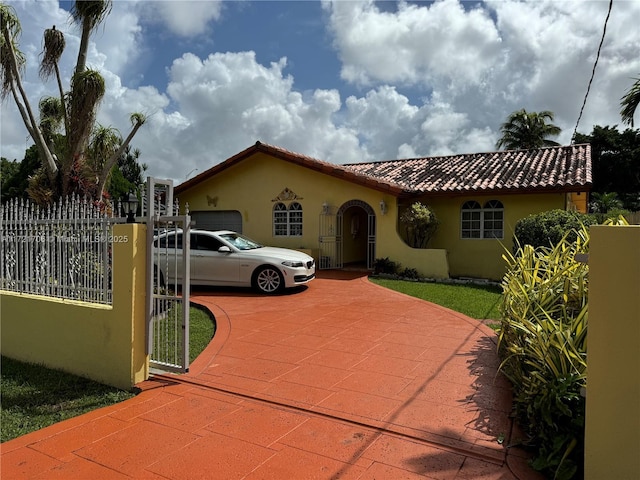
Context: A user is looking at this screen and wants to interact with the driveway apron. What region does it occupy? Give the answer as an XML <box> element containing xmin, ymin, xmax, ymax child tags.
<box><xmin>1</xmin><ymin>272</ymin><xmax>544</xmax><ymax>479</ymax></box>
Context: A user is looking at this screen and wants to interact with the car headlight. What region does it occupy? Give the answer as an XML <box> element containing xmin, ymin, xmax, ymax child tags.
<box><xmin>282</xmin><ymin>260</ymin><xmax>304</xmax><ymax>267</ymax></box>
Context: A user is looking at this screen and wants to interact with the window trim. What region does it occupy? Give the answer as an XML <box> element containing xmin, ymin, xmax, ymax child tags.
<box><xmin>273</xmin><ymin>201</ymin><xmax>303</xmax><ymax>237</ymax></box>
<box><xmin>460</xmin><ymin>200</ymin><xmax>504</xmax><ymax>239</ymax></box>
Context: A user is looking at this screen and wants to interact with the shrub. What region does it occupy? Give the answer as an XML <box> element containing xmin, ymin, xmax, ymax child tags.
<box><xmin>399</xmin><ymin>267</ymin><xmax>420</xmax><ymax>280</ymax></box>
<box><xmin>400</xmin><ymin>202</ymin><xmax>439</xmax><ymax>248</ymax></box>
<box><xmin>373</xmin><ymin>257</ymin><xmax>400</xmax><ymax>275</ymax></box>
<box><xmin>499</xmin><ymin>225</ymin><xmax>589</xmax><ymax>479</ymax></box>
<box><xmin>513</xmin><ymin>209</ymin><xmax>597</xmax><ymax>251</ymax></box>
<box><xmin>591</xmin><ymin>207</ymin><xmax>631</xmax><ymax>224</ymax></box>
<box><xmin>589</xmin><ymin>191</ymin><xmax>622</xmax><ymax>214</ymax></box>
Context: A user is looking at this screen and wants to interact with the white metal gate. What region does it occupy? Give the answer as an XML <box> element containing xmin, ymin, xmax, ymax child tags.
<box><xmin>319</xmin><ymin>204</ymin><xmax>342</xmax><ymax>269</ymax></box>
<box><xmin>145</xmin><ymin>178</ymin><xmax>191</xmax><ymax>373</ymax></box>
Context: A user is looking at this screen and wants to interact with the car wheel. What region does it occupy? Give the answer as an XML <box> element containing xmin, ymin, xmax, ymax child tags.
<box><xmin>253</xmin><ymin>266</ymin><xmax>284</xmax><ymax>294</ymax></box>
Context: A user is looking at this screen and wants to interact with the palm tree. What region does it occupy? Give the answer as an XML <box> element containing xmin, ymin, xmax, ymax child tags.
<box><xmin>621</xmin><ymin>76</ymin><xmax>639</xmax><ymax>127</ymax></box>
<box><xmin>1</xmin><ymin>4</ymin><xmax>58</xmax><ymax>180</ymax></box>
<box><xmin>589</xmin><ymin>192</ymin><xmax>623</xmax><ymax>214</ymax></box>
<box><xmin>40</xmin><ymin>25</ymin><xmax>68</xmax><ymax>135</ymax></box>
<box><xmin>0</xmin><ymin>1</ymin><xmax>146</xmax><ymax>203</ymax></box>
<box><xmin>70</xmin><ymin>1</ymin><xmax>112</xmax><ymax>75</ymax></box>
<box><xmin>88</xmin><ymin>113</ymin><xmax>147</xmax><ymax>200</ymax></box>
<box><xmin>496</xmin><ymin>109</ymin><xmax>562</xmax><ymax>150</ymax></box>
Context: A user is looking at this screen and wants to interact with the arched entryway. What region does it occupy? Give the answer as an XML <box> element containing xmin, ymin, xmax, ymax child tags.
<box><xmin>319</xmin><ymin>200</ymin><xmax>376</xmax><ymax>270</ymax></box>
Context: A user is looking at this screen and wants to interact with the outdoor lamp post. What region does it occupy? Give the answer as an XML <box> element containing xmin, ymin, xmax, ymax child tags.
<box><xmin>125</xmin><ymin>192</ymin><xmax>139</xmax><ymax>223</ymax></box>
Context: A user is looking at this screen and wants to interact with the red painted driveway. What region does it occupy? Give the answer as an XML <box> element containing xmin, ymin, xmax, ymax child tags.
<box><xmin>2</xmin><ymin>271</ymin><xmax>544</xmax><ymax>479</ymax></box>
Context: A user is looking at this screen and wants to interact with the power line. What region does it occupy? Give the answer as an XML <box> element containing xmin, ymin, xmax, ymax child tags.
<box><xmin>572</xmin><ymin>0</ymin><xmax>614</xmax><ymax>141</ymax></box>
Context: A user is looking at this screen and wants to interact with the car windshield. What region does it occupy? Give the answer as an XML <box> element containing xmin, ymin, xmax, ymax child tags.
<box><xmin>219</xmin><ymin>233</ymin><xmax>263</xmax><ymax>250</ymax></box>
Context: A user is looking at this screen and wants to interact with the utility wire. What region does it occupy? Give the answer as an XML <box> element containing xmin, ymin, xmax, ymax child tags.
<box><xmin>572</xmin><ymin>0</ymin><xmax>614</xmax><ymax>141</ymax></box>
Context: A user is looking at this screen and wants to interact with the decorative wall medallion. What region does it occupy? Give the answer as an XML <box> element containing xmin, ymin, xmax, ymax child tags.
<box><xmin>206</xmin><ymin>195</ymin><xmax>218</xmax><ymax>207</ymax></box>
<box><xmin>272</xmin><ymin>188</ymin><xmax>303</xmax><ymax>202</ymax></box>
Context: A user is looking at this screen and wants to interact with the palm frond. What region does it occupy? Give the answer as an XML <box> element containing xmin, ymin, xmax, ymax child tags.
<box><xmin>130</xmin><ymin>112</ymin><xmax>147</xmax><ymax>126</ymax></box>
<box><xmin>39</xmin><ymin>26</ymin><xmax>65</xmax><ymax>81</ymax></box>
<box><xmin>70</xmin><ymin>1</ymin><xmax>112</xmax><ymax>33</ymax></box>
<box><xmin>0</xmin><ymin>4</ymin><xmax>21</xmax><ymax>37</ymax></box>
<box><xmin>0</xmin><ymin>4</ymin><xmax>25</xmax><ymax>99</ymax></box>
<box><xmin>620</xmin><ymin>76</ymin><xmax>640</xmax><ymax>127</ymax></box>
<box><xmin>496</xmin><ymin>108</ymin><xmax>562</xmax><ymax>150</ymax></box>
<box><xmin>38</xmin><ymin>96</ymin><xmax>64</xmax><ymax>141</ymax></box>
<box><xmin>68</xmin><ymin>69</ymin><xmax>105</xmax><ymax>156</ymax></box>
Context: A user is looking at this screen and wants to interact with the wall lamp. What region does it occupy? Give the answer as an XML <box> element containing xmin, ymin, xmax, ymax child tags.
<box><xmin>125</xmin><ymin>191</ymin><xmax>139</xmax><ymax>223</ymax></box>
<box><xmin>322</xmin><ymin>202</ymin><xmax>329</xmax><ymax>215</ymax></box>
<box><xmin>379</xmin><ymin>200</ymin><xmax>387</xmax><ymax>215</ymax></box>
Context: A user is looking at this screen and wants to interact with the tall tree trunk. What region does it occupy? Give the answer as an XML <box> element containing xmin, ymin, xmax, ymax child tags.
<box><xmin>2</xmin><ymin>25</ymin><xmax>58</xmax><ymax>180</ymax></box>
<box><xmin>75</xmin><ymin>17</ymin><xmax>91</xmax><ymax>75</ymax></box>
<box><xmin>54</xmin><ymin>63</ymin><xmax>70</xmax><ymax>139</ymax></box>
<box><xmin>97</xmin><ymin>120</ymin><xmax>143</xmax><ymax>200</ymax></box>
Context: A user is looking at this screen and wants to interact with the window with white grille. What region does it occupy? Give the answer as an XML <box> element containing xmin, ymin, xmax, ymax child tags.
<box><xmin>461</xmin><ymin>200</ymin><xmax>503</xmax><ymax>239</ymax></box>
<box><xmin>273</xmin><ymin>202</ymin><xmax>303</xmax><ymax>236</ymax></box>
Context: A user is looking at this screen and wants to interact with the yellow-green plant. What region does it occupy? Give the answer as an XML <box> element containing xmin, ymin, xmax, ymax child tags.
<box><xmin>499</xmin><ymin>224</ymin><xmax>589</xmax><ymax>480</ymax></box>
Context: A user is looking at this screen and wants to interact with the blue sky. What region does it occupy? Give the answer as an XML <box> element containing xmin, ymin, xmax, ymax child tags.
<box><xmin>2</xmin><ymin>0</ymin><xmax>640</xmax><ymax>183</ymax></box>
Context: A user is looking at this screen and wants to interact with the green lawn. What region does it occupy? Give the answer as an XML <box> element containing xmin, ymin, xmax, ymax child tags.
<box><xmin>1</xmin><ymin>306</ymin><xmax>215</xmax><ymax>443</ymax></box>
<box><xmin>370</xmin><ymin>277</ymin><xmax>503</xmax><ymax>322</ymax></box>
<box><xmin>189</xmin><ymin>306</ymin><xmax>216</xmax><ymax>363</ymax></box>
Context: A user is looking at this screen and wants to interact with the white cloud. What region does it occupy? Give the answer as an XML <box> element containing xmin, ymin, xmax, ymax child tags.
<box><xmin>325</xmin><ymin>0</ymin><xmax>640</xmax><ymax>148</ymax></box>
<box><xmin>141</xmin><ymin>1</ymin><xmax>223</xmax><ymax>37</ymax></box>
<box><xmin>163</xmin><ymin>51</ymin><xmax>365</xmax><ymax>171</ymax></box>
<box><xmin>324</xmin><ymin>0</ymin><xmax>502</xmax><ymax>90</ymax></box>
<box><xmin>2</xmin><ymin>0</ymin><xmax>640</xmax><ymax>186</ymax></box>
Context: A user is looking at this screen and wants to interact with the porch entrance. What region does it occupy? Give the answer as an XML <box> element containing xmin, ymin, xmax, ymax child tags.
<box><xmin>318</xmin><ymin>200</ymin><xmax>376</xmax><ymax>270</ymax></box>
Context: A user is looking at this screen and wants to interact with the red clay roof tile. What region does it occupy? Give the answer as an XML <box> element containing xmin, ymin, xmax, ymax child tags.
<box><xmin>176</xmin><ymin>142</ymin><xmax>591</xmax><ymax>196</ymax></box>
<box><xmin>344</xmin><ymin>144</ymin><xmax>592</xmax><ymax>194</ymax></box>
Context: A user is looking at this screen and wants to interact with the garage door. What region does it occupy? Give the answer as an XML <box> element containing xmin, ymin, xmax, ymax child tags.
<box><xmin>190</xmin><ymin>211</ymin><xmax>243</xmax><ymax>232</ymax></box>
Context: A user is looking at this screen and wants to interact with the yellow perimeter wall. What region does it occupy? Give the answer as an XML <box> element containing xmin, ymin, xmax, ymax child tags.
<box><xmin>0</xmin><ymin>224</ymin><xmax>148</xmax><ymax>390</ymax></box>
<box><xmin>179</xmin><ymin>152</ymin><xmax>579</xmax><ymax>280</ymax></box>
<box><xmin>585</xmin><ymin>225</ymin><xmax>640</xmax><ymax>479</ymax></box>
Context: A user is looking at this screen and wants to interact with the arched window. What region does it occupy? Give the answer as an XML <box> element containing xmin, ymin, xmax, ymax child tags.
<box><xmin>288</xmin><ymin>202</ymin><xmax>303</xmax><ymax>236</ymax></box>
<box><xmin>461</xmin><ymin>200</ymin><xmax>504</xmax><ymax>239</ymax></box>
<box><xmin>483</xmin><ymin>200</ymin><xmax>504</xmax><ymax>239</ymax></box>
<box><xmin>273</xmin><ymin>202</ymin><xmax>303</xmax><ymax>237</ymax></box>
<box><xmin>273</xmin><ymin>203</ymin><xmax>288</xmax><ymax>236</ymax></box>
<box><xmin>461</xmin><ymin>201</ymin><xmax>482</xmax><ymax>238</ymax></box>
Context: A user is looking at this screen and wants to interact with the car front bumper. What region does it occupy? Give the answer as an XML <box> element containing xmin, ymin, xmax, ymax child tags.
<box><xmin>282</xmin><ymin>265</ymin><xmax>316</xmax><ymax>288</ymax></box>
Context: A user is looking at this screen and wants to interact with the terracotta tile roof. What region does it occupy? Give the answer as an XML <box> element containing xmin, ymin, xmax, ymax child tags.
<box><xmin>345</xmin><ymin>144</ymin><xmax>592</xmax><ymax>195</ymax></box>
<box><xmin>176</xmin><ymin>141</ymin><xmax>408</xmax><ymax>196</ymax></box>
<box><xmin>176</xmin><ymin>142</ymin><xmax>591</xmax><ymax>197</ymax></box>
<box><xmin>345</xmin><ymin>144</ymin><xmax>592</xmax><ymax>193</ymax></box>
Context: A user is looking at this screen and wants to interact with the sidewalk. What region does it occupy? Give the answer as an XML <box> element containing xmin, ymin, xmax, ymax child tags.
<box><xmin>1</xmin><ymin>271</ymin><xmax>544</xmax><ymax>479</ymax></box>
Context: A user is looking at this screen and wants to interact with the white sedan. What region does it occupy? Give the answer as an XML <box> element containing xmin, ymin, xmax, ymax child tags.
<box><xmin>154</xmin><ymin>229</ymin><xmax>315</xmax><ymax>294</ymax></box>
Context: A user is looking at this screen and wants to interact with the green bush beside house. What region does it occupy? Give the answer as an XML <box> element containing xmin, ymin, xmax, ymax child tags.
<box><xmin>499</xmin><ymin>225</ymin><xmax>589</xmax><ymax>480</ymax></box>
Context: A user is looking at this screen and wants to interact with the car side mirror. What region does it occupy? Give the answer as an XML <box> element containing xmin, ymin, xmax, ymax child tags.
<box><xmin>218</xmin><ymin>246</ymin><xmax>232</xmax><ymax>253</ymax></box>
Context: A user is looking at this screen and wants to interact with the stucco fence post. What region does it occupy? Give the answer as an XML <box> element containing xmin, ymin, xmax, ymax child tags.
<box><xmin>584</xmin><ymin>225</ymin><xmax>640</xmax><ymax>478</ymax></box>
<box><xmin>0</xmin><ymin>224</ymin><xmax>149</xmax><ymax>390</ymax></box>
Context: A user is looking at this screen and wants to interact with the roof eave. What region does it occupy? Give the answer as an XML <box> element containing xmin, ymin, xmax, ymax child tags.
<box><xmin>401</xmin><ymin>183</ymin><xmax>593</xmax><ymax>198</ymax></box>
<box><xmin>176</xmin><ymin>141</ymin><xmax>407</xmax><ymax>197</ymax></box>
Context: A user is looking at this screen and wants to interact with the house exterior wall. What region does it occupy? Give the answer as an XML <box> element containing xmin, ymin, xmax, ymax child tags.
<box><xmin>179</xmin><ymin>153</ymin><xmax>579</xmax><ymax>280</ymax></box>
<box><xmin>178</xmin><ymin>153</ymin><xmax>450</xmax><ymax>278</ymax></box>
<box><xmin>585</xmin><ymin>225</ymin><xmax>640</xmax><ymax>479</ymax></box>
<box><xmin>567</xmin><ymin>191</ymin><xmax>588</xmax><ymax>213</ymax></box>
<box><xmin>408</xmin><ymin>192</ymin><xmax>567</xmax><ymax>280</ymax></box>
<box><xmin>0</xmin><ymin>224</ymin><xmax>148</xmax><ymax>390</ymax></box>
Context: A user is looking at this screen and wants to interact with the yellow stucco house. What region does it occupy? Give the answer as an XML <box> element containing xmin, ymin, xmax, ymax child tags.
<box><xmin>175</xmin><ymin>141</ymin><xmax>591</xmax><ymax>280</ymax></box>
